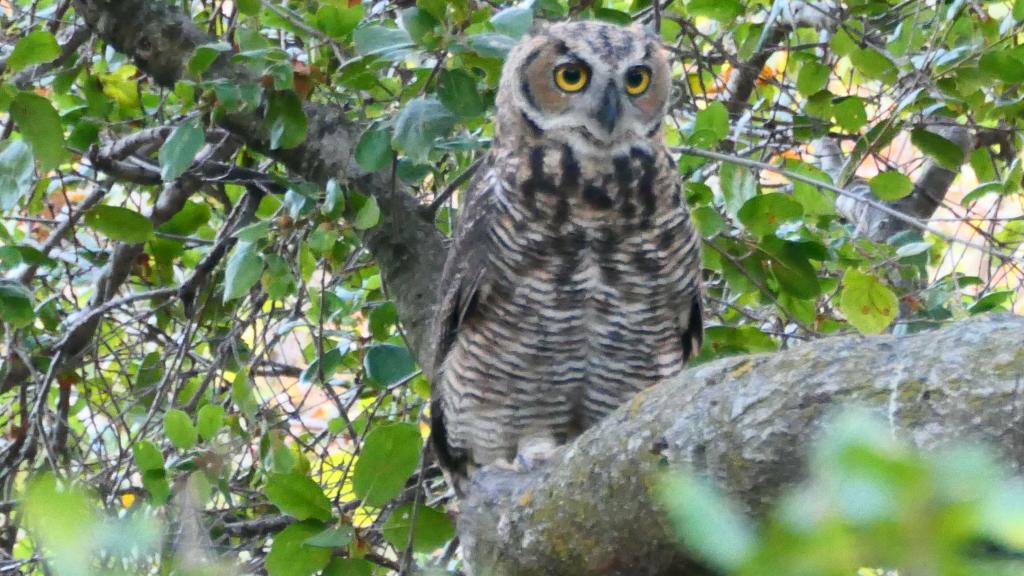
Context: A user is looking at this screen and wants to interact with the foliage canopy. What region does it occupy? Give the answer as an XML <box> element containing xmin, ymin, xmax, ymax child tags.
<box><xmin>0</xmin><ymin>0</ymin><xmax>1022</xmax><ymax>574</ymax></box>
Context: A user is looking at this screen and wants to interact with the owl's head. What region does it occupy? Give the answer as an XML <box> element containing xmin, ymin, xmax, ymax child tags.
<box><xmin>496</xmin><ymin>20</ymin><xmax>671</xmax><ymax>153</ymax></box>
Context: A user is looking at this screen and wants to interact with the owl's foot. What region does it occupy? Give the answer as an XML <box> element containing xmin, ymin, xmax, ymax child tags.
<box><xmin>488</xmin><ymin>458</ymin><xmax>520</xmax><ymax>472</ymax></box>
<box><xmin>514</xmin><ymin>437</ymin><xmax>563</xmax><ymax>472</ymax></box>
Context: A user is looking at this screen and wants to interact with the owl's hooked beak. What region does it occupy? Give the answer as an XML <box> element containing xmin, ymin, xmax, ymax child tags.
<box><xmin>596</xmin><ymin>83</ymin><xmax>621</xmax><ymax>135</ymax></box>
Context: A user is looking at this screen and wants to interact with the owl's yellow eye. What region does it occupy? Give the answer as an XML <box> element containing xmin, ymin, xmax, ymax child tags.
<box><xmin>553</xmin><ymin>63</ymin><xmax>590</xmax><ymax>93</ymax></box>
<box><xmin>625</xmin><ymin>66</ymin><xmax>652</xmax><ymax>96</ymax></box>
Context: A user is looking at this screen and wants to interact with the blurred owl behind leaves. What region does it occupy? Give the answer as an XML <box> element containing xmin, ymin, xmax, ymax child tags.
<box><xmin>431</xmin><ymin>20</ymin><xmax>703</xmax><ymax>494</ymax></box>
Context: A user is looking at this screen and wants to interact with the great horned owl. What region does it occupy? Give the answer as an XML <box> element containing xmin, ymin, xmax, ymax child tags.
<box><xmin>431</xmin><ymin>21</ymin><xmax>703</xmax><ymax>490</ymax></box>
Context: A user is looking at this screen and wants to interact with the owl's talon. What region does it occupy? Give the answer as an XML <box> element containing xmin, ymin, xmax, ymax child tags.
<box><xmin>514</xmin><ymin>439</ymin><xmax>563</xmax><ymax>472</ymax></box>
<box><xmin>489</xmin><ymin>458</ymin><xmax>520</xmax><ymax>472</ymax></box>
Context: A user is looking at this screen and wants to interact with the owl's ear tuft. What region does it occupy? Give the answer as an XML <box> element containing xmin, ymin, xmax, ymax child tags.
<box><xmin>629</xmin><ymin>20</ymin><xmax>661</xmax><ymax>42</ymax></box>
<box><xmin>526</xmin><ymin>18</ymin><xmax>551</xmax><ymax>36</ymax></box>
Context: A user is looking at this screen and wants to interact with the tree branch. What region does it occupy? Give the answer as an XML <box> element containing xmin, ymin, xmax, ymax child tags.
<box><xmin>458</xmin><ymin>313</ymin><xmax>1024</xmax><ymax>575</ymax></box>
<box><xmin>819</xmin><ymin>123</ymin><xmax>973</xmax><ymax>243</ymax></box>
<box><xmin>71</xmin><ymin>0</ymin><xmax>447</xmax><ymax>372</ymax></box>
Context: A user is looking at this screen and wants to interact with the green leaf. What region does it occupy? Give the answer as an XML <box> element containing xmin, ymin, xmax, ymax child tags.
<box><xmin>21</xmin><ymin>474</ymin><xmax>98</xmax><ymax>576</ymax></box>
<box><xmin>7</xmin><ymin>31</ymin><xmax>61</xmax><ymax>73</ymax></box>
<box><xmin>263</xmin><ymin>254</ymin><xmax>297</xmax><ymax>299</ymax></box>
<box><xmin>869</xmin><ymin>171</ymin><xmax>914</xmax><ymax>201</ymax></box>
<box><xmin>401</xmin><ymin>7</ymin><xmax>439</xmax><ymax>47</ymax></box>
<box><xmin>353</xmin><ymin>26</ymin><xmax>414</xmax><ymax>60</ymax></box>
<box><xmin>159</xmin><ymin>121</ymin><xmax>205</xmax><ymax>181</ymax></box>
<box><xmin>760</xmin><ymin>237</ymin><xmax>821</xmax><ymax>299</ymax></box>
<box><xmin>196</xmin><ymin>404</ymin><xmax>224</xmax><ymax>442</ymax></box>
<box><xmin>704</xmin><ymin>325</ymin><xmax>778</xmax><ymax>355</ymax></box>
<box><xmin>466</xmin><ymin>33</ymin><xmax>518</xmax><ymax>58</ymax></box>
<box><xmin>163</xmin><ymin>408</ymin><xmax>198</xmax><ymax>450</ymax></box>
<box><xmin>737</xmin><ymin>193</ymin><xmax>803</xmax><ymax>236</ymax></box>
<box><xmin>11</xmin><ymin>92</ymin><xmax>66</xmax><ymax>171</ymax></box>
<box><xmin>132</xmin><ymin>440</ymin><xmax>165</xmax><ymax>472</ymax></box>
<box><xmin>911</xmin><ymin>129</ymin><xmax>965</xmax><ymax>170</ymax></box>
<box><xmin>969</xmin><ymin>290</ymin><xmax>1014</xmax><ymax>315</ymax></box>
<box><xmin>830</xmin><ymin>28</ymin><xmax>857</xmax><ymax>57</ymax></box>
<box><xmin>784</xmin><ymin>160</ymin><xmax>836</xmax><ymax>216</ymax></box>
<box><xmin>833</xmin><ymin>96</ymin><xmax>867</xmax><ymax>132</ymax></box>
<box><xmin>364</xmin><ymin>344</ymin><xmax>416</xmax><ymax>387</ymax></box>
<box><xmin>659</xmin><ymin>474</ymin><xmax>756</xmax><ymax>572</ymax></box>
<box><xmin>223</xmin><ymin>241</ymin><xmax>264</xmax><ymax>302</ymax></box>
<box><xmin>352</xmin><ymin>423</ymin><xmax>421</xmax><ymax>507</ymax></box>
<box><xmin>265</xmin><ymin>91</ymin><xmax>308</xmax><ymax>150</ymax></box>
<box><xmin>692</xmin><ymin>206</ymin><xmax>725</xmax><ymax>237</ymax></box>
<box><xmin>234</xmin><ymin>221</ymin><xmax>271</xmax><ymax>242</ymax></box>
<box><xmin>850</xmin><ymin>47</ymin><xmax>897</xmax><ymax>83</ymax></box>
<box><xmin>188</xmin><ymin>42</ymin><xmax>232</xmax><ymax>75</ymax></box>
<box><xmin>67</xmin><ymin>120</ymin><xmax>99</xmax><ymax>150</ymax></box>
<box><xmin>0</xmin><ymin>281</ymin><xmax>34</xmax><ymax>328</ymax></box>
<box><xmin>369</xmin><ymin>302</ymin><xmax>398</xmax><ymax>340</ymax></box>
<box><xmin>266</xmin><ymin>521</ymin><xmax>333</xmax><ymax>576</ymax></box>
<box><xmin>304</xmin><ymin>526</ymin><xmax>354</xmax><ymax>548</ymax></box>
<box><xmin>593</xmin><ymin>7</ymin><xmax>631</xmax><ymax>25</ymax></box>
<box><xmin>803</xmin><ymin>90</ymin><xmax>833</xmax><ymax>119</ymax></box>
<box><xmin>0</xmin><ymin>140</ymin><xmax>35</xmax><ymax>211</ymax></box>
<box><xmin>979</xmin><ymin>50</ymin><xmax>1024</xmax><ymax>84</ymax></box>
<box><xmin>323</xmin><ymin>559</ymin><xmax>373</xmax><ymax>576</ymax></box>
<box><xmin>382</xmin><ymin>504</ymin><xmax>455</xmax><ymax>553</ymax></box>
<box><xmin>354</xmin><ymin>127</ymin><xmax>394</xmax><ymax>172</ymax></box>
<box><xmin>236</xmin><ymin>0</ymin><xmax>260</xmax><ymax>15</ymax></box>
<box><xmin>232</xmin><ymin>369</ymin><xmax>257</xmax><ymax>418</ymax></box>
<box><xmin>687</xmin><ymin>0</ymin><xmax>742</xmax><ymax>20</ymax></box>
<box><xmin>84</xmin><ymin>206</ymin><xmax>154</xmax><ymax>244</ymax></box>
<box><xmin>797</xmin><ymin>62</ymin><xmax>830</xmax><ymax>96</ymax></box>
<box><xmin>694</xmin><ymin>102</ymin><xmax>729</xmax><ymax>143</ymax></box>
<box><xmin>160</xmin><ymin>201</ymin><xmax>211</xmax><ymax>235</ymax></box>
<box><xmin>316</xmin><ymin>4</ymin><xmax>364</xmax><ymax>39</ymax></box>
<box><xmin>135</xmin><ymin>352</ymin><xmax>164</xmax><ymax>387</ymax></box>
<box><xmin>265</xmin><ymin>473</ymin><xmax>332</xmax><ymax>522</ymax></box>
<box><xmin>839</xmin><ymin>269</ymin><xmax>898</xmax><ymax>334</ymax></box>
<box><xmin>353</xmin><ymin>195</ymin><xmax>381</xmax><ymax>231</ymax></box>
<box><xmin>490</xmin><ymin>6</ymin><xmax>533</xmax><ymax>38</ymax></box>
<box><xmin>1016</xmin><ymin>0</ymin><xmax>1024</xmax><ymax>20</ymax></box>
<box><xmin>417</xmin><ymin>0</ymin><xmax>447</xmax><ymax>22</ymax></box>
<box><xmin>211</xmin><ymin>80</ymin><xmax>261</xmax><ymax>113</ymax></box>
<box><xmin>392</xmin><ymin>97</ymin><xmax>457</xmax><ymax>163</ymax></box>
<box><xmin>719</xmin><ymin>163</ymin><xmax>757</xmax><ymax>220</ymax></box>
<box><xmin>438</xmin><ymin>69</ymin><xmax>486</xmax><ymax>118</ymax></box>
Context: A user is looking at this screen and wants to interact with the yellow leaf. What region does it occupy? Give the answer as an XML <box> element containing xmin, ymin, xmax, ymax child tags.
<box><xmin>100</xmin><ymin>65</ymin><xmax>141</xmax><ymax>110</ymax></box>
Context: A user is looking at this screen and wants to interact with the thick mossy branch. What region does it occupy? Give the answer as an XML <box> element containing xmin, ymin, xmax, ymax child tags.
<box><xmin>460</xmin><ymin>314</ymin><xmax>1024</xmax><ymax>576</ymax></box>
<box><xmin>71</xmin><ymin>0</ymin><xmax>446</xmax><ymax>371</ymax></box>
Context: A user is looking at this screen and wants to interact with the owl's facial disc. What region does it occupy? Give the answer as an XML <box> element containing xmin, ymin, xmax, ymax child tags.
<box><xmin>501</xmin><ymin>21</ymin><xmax>671</xmax><ymax>150</ymax></box>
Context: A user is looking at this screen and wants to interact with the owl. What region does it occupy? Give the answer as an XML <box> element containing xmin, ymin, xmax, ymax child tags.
<box><xmin>431</xmin><ymin>21</ymin><xmax>703</xmax><ymax>491</ymax></box>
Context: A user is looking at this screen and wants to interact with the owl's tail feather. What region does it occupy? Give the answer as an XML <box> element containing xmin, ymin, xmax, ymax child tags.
<box><xmin>430</xmin><ymin>398</ymin><xmax>471</xmax><ymax>498</ymax></box>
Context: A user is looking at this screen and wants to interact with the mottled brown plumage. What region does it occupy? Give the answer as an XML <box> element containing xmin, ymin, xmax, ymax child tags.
<box><xmin>431</xmin><ymin>21</ymin><xmax>703</xmax><ymax>490</ymax></box>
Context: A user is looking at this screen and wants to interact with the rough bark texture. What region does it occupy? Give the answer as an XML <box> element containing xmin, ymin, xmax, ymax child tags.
<box><xmin>71</xmin><ymin>0</ymin><xmax>447</xmax><ymax>372</ymax></box>
<box><xmin>459</xmin><ymin>314</ymin><xmax>1024</xmax><ymax>575</ymax></box>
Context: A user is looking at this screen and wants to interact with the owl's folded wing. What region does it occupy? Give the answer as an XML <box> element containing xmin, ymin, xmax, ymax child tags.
<box><xmin>430</xmin><ymin>156</ymin><xmax>496</xmax><ymax>475</ymax></box>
